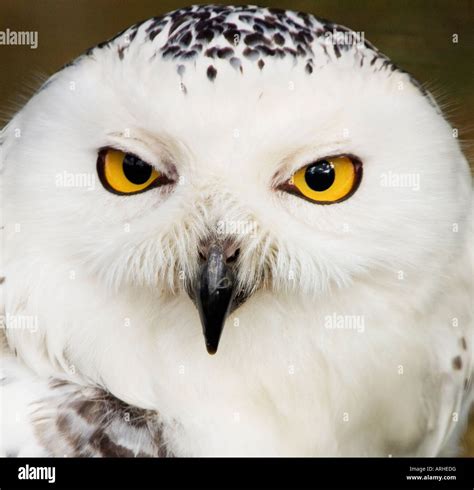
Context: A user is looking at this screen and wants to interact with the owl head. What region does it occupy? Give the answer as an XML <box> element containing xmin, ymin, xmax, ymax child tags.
<box><xmin>1</xmin><ymin>6</ymin><xmax>471</xmax><ymax>395</ymax></box>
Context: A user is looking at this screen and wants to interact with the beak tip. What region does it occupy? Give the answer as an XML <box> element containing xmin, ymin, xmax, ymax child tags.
<box><xmin>204</xmin><ymin>330</ymin><xmax>222</xmax><ymax>355</ymax></box>
<box><xmin>206</xmin><ymin>345</ymin><xmax>218</xmax><ymax>355</ymax></box>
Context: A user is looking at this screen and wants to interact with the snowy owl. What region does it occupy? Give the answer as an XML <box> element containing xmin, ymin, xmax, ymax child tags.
<box><xmin>0</xmin><ymin>4</ymin><xmax>472</xmax><ymax>457</ymax></box>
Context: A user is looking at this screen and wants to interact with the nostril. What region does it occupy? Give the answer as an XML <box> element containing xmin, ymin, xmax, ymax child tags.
<box><xmin>198</xmin><ymin>242</ymin><xmax>240</xmax><ymax>263</ymax></box>
<box><xmin>226</xmin><ymin>247</ymin><xmax>240</xmax><ymax>264</ymax></box>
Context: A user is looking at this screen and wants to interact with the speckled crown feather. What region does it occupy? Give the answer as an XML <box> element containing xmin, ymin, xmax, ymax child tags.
<box><xmin>84</xmin><ymin>4</ymin><xmax>398</xmax><ymax>80</ymax></box>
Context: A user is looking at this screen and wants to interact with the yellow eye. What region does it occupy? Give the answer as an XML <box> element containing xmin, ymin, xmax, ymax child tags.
<box><xmin>97</xmin><ymin>148</ymin><xmax>168</xmax><ymax>195</ymax></box>
<box><xmin>283</xmin><ymin>155</ymin><xmax>362</xmax><ymax>204</ymax></box>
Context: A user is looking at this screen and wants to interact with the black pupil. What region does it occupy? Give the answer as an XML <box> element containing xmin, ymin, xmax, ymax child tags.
<box><xmin>123</xmin><ymin>154</ymin><xmax>152</xmax><ymax>185</ymax></box>
<box><xmin>304</xmin><ymin>160</ymin><xmax>335</xmax><ymax>191</ymax></box>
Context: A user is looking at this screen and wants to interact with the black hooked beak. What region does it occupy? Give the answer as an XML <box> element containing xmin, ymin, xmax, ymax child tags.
<box><xmin>188</xmin><ymin>242</ymin><xmax>242</xmax><ymax>355</ymax></box>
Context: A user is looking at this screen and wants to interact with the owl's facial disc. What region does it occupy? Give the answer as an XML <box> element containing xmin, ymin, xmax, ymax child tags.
<box><xmin>187</xmin><ymin>241</ymin><xmax>245</xmax><ymax>355</ymax></box>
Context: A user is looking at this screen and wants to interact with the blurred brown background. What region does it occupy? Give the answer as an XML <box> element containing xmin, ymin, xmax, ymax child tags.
<box><xmin>0</xmin><ymin>0</ymin><xmax>473</xmax><ymax>455</ymax></box>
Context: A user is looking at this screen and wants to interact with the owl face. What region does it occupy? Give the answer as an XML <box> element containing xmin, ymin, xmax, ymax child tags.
<box><xmin>2</xmin><ymin>6</ymin><xmax>471</xmax><ymax>369</ymax></box>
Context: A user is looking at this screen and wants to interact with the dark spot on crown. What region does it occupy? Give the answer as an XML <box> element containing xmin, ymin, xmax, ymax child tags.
<box><xmin>305</xmin><ymin>63</ymin><xmax>313</xmax><ymax>74</ymax></box>
<box><xmin>0</xmin><ymin>277</ymin><xmax>5</xmax><ymax>285</ymax></box>
<box><xmin>211</xmin><ymin>13</ymin><xmax>227</xmax><ymax>24</ymax></box>
<box><xmin>223</xmin><ymin>22</ymin><xmax>237</xmax><ymax>30</ymax></box>
<box><xmin>296</xmin><ymin>44</ymin><xmax>307</xmax><ymax>56</ymax></box>
<box><xmin>205</xmin><ymin>47</ymin><xmax>218</xmax><ymax>58</ymax></box>
<box><xmin>207</xmin><ymin>65</ymin><xmax>217</xmax><ymax>81</ymax></box>
<box><xmin>224</xmin><ymin>29</ymin><xmax>241</xmax><ymax>46</ymax></box>
<box><xmin>162</xmin><ymin>45</ymin><xmax>181</xmax><ymax>58</ymax></box>
<box><xmin>239</xmin><ymin>14</ymin><xmax>254</xmax><ymax>23</ymax></box>
<box><xmin>297</xmin><ymin>11</ymin><xmax>313</xmax><ymax>28</ymax></box>
<box><xmin>273</xmin><ymin>33</ymin><xmax>285</xmax><ymax>45</ymax></box>
<box><xmin>190</xmin><ymin>43</ymin><xmax>203</xmax><ymax>52</ymax></box>
<box><xmin>169</xmin><ymin>16</ymin><xmax>188</xmax><ymax>35</ymax></box>
<box><xmin>172</xmin><ymin>49</ymin><xmax>184</xmax><ymax>59</ymax></box>
<box><xmin>195</xmin><ymin>19</ymin><xmax>212</xmax><ymax>32</ymax></box>
<box><xmin>254</xmin><ymin>17</ymin><xmax>276</xmax><ymax>31</ymax></box>
<box><xmin>258</xmin><ymin>45</ymin><xmax>276</xmax><ymax>56</ymax></box>
<box><xmin>245</xmin><ymin>33</ymin><xmax>270</xmax><ymax>46</ymax></box>
<box><xmin>243</xmin><ymin>47</ymin><xmax>259</xmax><ymax>61</ymax></box>
<box><xmin>212</xmin><ymin>24</ymin><xmax>225</xmax><ymax>35</ymax></box>
<box><xmin>452</xmin><ymin>356</ymin><xmax>463</xmax><ymax>370</ymax></box>
<box><xmin>217</xmin><ymin>47</ymin><xmax>234</xmax><ymax>59</ymax></box>
<box><xmin>145</xmin><ymin>19</ymin><xmax>160</xmax><ymax>33</ymax></box>
<box><xmin>461</xmin><ymin>337</ymin><xmax>467</xmax><ymax>350</ymax></box>
<box><xmin>179</xmin><ymin>31</ymin><xmax>192</xmax><ymax>47</ymax></box>
<box><xmin>128</xmin><ymin>29</ymin><xmax>138</xmax><ymax>43</ymax></box>
<box><xmin>182</xmin><ymin>50</ymin><xmax>198</xmax><ymax>60</ymax></box>
<box><xmin>258</xmin><ymin>59</ymin><xmax>265</xmax><ymax>70</ymax></box>
<box><xmin>94</xmin><ymin>40</ymin><xmax>110</xmax><ymax>51</ymax></box>
<box><xmin>149</xmin><ymin>29</ymin><xmax>162</xmax><ymax>41</ymax></box>
<box><xmin>196</xmin><ymin>29</ymin><xmax>214</xmax><ymax>43</ymax></box>
<box><xmin>284</xmin><ymin>47</ymin><xmax>298</xmax><ymax>57</ymax></box>
<box><xmin>292</xmin><ymin>31</ymin><xmax>308</xmax><ymax>44</ymax></box>
<box><xmin>194</xmin><ymin>10</ymin><xmax>212</xmax><ymax>21</ymax></box>
<box><xmin>274</xmin><ymin>48</ymin><xmax>285</xmax><ymax>58</ymax></box>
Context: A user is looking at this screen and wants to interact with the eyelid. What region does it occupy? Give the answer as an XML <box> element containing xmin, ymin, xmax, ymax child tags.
<box><xmin>274</xmin><ymin>146</ymin><xmax>349</xmax><ymax>186</ymax></box>
<box><xmin>102</xmin><ymin>137</ymin><xmax>172</xmax><ymax>176</ymax></box>
<box><xmin>274</xmin><ymin>152</ymin><xmax>353</xmax><ymax>187</ymax></box>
